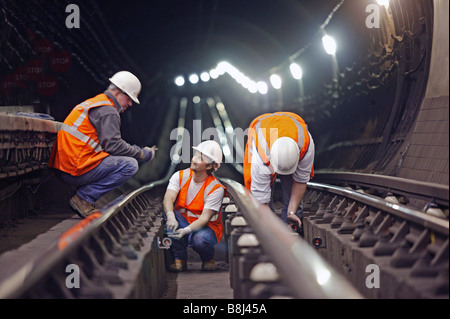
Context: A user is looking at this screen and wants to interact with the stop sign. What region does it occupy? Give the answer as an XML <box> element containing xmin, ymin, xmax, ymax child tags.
<box><xmin>1</xmin><ymin>74</ymin><xmax>16</xmax><ymax>94</ymax></box>
<box><xmin>50</xmin><ymin>50</ymin><xmax>72</xmax><ymax>72</ymax></box>
<box><xmin>25</xmin><ymin>59</ymin><xmax>43</xmax><ymax>81</ymax></box>
<box><xmin>33</xmin><ymin>38</ymin><xmax>54</xmax><ymax>56</ymax></box>
<box><xmin>36</xmin><ymin>74</ymin><xmax>58</xmax><ymax>96</ymax></box>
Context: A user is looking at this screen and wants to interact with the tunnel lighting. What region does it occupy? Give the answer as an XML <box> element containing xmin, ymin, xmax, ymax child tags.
<box><xmin>240</xmin><ymin>76</ymin><xmax>252</xmax><ymax>89</ymax></box>
<box><xmin>234</xmin><ymin>72</ymin><xmax>248</xmax><ymax>86</ymax></box>
<box><xmin>209</xmin><ymin>68</ymin><xmax>219</xmax><ymax>79</ymax></box>
<box><xmin>377</xmin><ymin>0</ymin><xmax>389</xmax><ymax>8</ymax></box>
<box><xmin>216</xmin><ymin>61</ymin><xmax>231</xmax><ymax>75</ymax></box>
<box><xmin>189</xmin><ymin>73</ymin><xmax>199</xmax><ymax>84</ymax></box>
<box><xmin>200</xmin><ymin>72</ymin><xmax>210</xmax><ymax>82</ymax></box>
<box><xmin>289</xmin><ymin>63</ymin><xmax>303</xmax><ymax>80</ymax></box>
<box><xmin>174</xmin><ymin>75</ymin><xmax>185</xmax><ymax>86</ymax></box>
<box><xmin>193</xmin><ymin>96</ymin><xmax>201</xmax><ymax>104</ymax></box>
<box><xmin>246</xmin><ymin>80</ymin><xmax>257</xmax><ymax>93</ymax></box>
<box><xmin>247</xmin><ymin>81</ymin><xmax>258</xmax><ymax>94</ymax></box>
<box><xmin>322</xmin><ymin>35</ymin><xmax>337</xmax><ymax>55</ymax></box>
<box><xmin>270</xmin><ymin>74</ymin><xmax>282</xmax><ymax>89</ymax></box>
<box><xmin>256</xmin><ymin>81</ymin><xmax>268</xmax><ymax>94</ymax></box>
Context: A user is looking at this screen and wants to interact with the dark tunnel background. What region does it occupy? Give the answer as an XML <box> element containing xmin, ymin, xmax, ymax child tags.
<box><xmin>0</xmin><ymin>0</ymin><xmax>448</xmax><ymax>212</ymax></box>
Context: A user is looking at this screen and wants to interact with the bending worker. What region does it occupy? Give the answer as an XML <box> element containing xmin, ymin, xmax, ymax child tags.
<box><xmin>163</xmin><ymin>140</ymin><xmax>225</xmax><ymax>272</ymax></box>
<box><xmin>243</xmin><ymin>111</ymin><xmax>315</xmax><ymax>227</ymax></box>
<box><xmin>48</xmin><ymin>71</ymin><xmax>158</xmax><ymax>218</ymax></box>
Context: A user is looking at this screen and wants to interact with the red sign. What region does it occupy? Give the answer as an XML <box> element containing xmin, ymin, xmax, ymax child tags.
<box><xmin>50</xmin><ymin>50</ymin><xmax>72</xmax><ymax>72</ymax></box>
<box><xmin>25</xmin><ymin>59</ymin><xmax>43</xmax><ymax>81</ymax></box>
<box><xmin>33</xmin><ymin>38</ymin><xmax>54</xmax><ymax>56</ymax></box>
<box><xmin>13</xmin><ymin>66</ymin><xmax>28</xmax><ymax>88</ymax></box>
<box><xmin>1</xmin><ymin>74</ymin><xmax>16</xmax><ymax>94</ymax></box>
<box><xmin>36</xmin><ymin>74</ymin><xmax>58</xmax><ymax>96</ymax></box>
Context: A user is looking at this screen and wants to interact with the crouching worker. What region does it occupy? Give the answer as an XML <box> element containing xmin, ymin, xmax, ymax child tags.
<box><xmin>48</xmin><ymin>71</ymin><xmax>158</xmax><ymax>218</ymax></box>
<box><xmin>163</xmin><ymin>140</ymin><xmax>225</xmax><ymax>272</ymax></box>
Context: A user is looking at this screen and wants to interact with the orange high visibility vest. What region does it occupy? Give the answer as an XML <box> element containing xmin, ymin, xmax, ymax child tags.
<box><xmin>244</xmin><ymin>112</ymin><xmax>312</xmax><ymax>190</ymax></box>
<box><xmin>174</xmin><ymin>168</ymin><xmax>225</xmax><ymax>242</ymax></box>
<box><xmin>48</xmin><ymin>93</ymin><xmax>115</xmax><ymax>176</ymax></box>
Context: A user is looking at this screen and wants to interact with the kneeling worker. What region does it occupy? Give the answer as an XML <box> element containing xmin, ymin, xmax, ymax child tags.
<box><xmin>48</xmin><ymin>71</ymin><xmax>158</xmax><ymax>218</ymax></box>
<box><xmin>163</xmin><ymin>140</ymin><xmax>225</xmax><ymax>272</ymax></box>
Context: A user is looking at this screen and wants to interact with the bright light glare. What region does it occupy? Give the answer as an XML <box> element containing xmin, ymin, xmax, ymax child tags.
<box><xmin>209</xmin><ymin>68</ymin><xmax>219</xmax><ymax>79</ymax></box>
<box><xmin>193</xmin><ymin>96</ymin><xmax>201</xmax><ymax>104</ymax></box>
<box><xmin>270</xmin><ymin>74</ymin><xmax>282</xmax><ymax>89</ymax></box>
<box><xmin>216</xmin><ymin>61</ymin><xmax>231</xmax><ymax>75</ymax></box>
<box><xmin>256</xmin><ymin>81</ymin><xmax>268</xmax><ymax>94</ymax></box>
<box><xmin>189</xmin><ymin>73</ymin><xmax>199</xmax><ymax>84</ymax></box>
<box><xmin>240</xmin><ymin>76</ymin><xmax>252</xmax><ymax>89</ymax></box>
<box><xmin>377</xmin><ymin>0</ymin><xmax>389</xmax><ymax>7</ymax></box>
<box><xmin>322</xmin><ymin>35</ymin><xmax>337</xmax><ymax>55</ymax></box>
<box><xmin>200</xmin><ymin>72</ymin><xmax>210</xmax><ymax>82</ymax></box>
<box><xmin>247</xmin><ymin>81</ymin><xmax>257</xmax><ymax>94</ymax></box>
<box><xmin>174</xmin><ymin>76</ymin><xmax>185</xmax><ymax>86</ymax></box>
<box><xmin>317</xmin><ymin>269</ymin><xmax>331</xmax><ymax>285</ymax></box>
<box><xmin>289</xmin><ymin>63</ymin><xmax>303</xmax><ymax>80</ymax></box>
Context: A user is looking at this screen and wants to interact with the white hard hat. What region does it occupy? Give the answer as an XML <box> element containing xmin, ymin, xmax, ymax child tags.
<box><xmin>192</xmin><ymin>140</ymin><xmax>223</xmax><ymax>166</ymax></box>
<box><xmin>109</xmin><ymin>71</ymin><xmax>141</xmax><ymax>104</ymax></box>
<box><xmin>270</xmin><ymin>137</ymin><xmax>300</xmax><ymax>175</ymax></box>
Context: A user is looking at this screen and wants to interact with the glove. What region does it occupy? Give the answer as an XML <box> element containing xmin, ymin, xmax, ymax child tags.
<box><xmin>171</xmin><ymin>227</ymin><xmax>192</xmax><ymax>239</ymax></box>
<box><xmin>142</xmin><ymin>146</ymin><xmax>158</xmax><ymax>162</ymax></box>
<box><xmin>165</xmin><ymin>211</ymin><xmax>178</xmax><ymax>232</ymax></box>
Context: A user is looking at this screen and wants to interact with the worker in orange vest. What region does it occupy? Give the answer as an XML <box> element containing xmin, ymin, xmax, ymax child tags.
<box><xmin>163</xmin><ymin>140</ymin><xmax>225</xmax><ymax>272</ymax></box>
<box><xmin>243</xmin><ymin>112</ymin><xmax>315</xmax><ymax>230</ymax></box>
<box><xmin>48</xmin><ymin>71</ymin><xmax>158</xmax><ymax>218</ymax></box>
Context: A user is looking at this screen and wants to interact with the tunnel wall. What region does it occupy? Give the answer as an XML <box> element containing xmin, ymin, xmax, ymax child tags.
<box><xmin>397</xmin><ymin>0</ymin><xmax>449</xmax><ymax>186</ymax></box>
<box><xmin>307</xmin><ymin>0</ymin><xmax>435</xmax><ymax>177</ymax></box>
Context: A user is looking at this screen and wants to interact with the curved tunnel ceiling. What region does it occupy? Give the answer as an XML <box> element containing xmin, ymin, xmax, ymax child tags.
<box><xmin>87</xmin><ymin>0</ymin><xmax>440</xmax><ymax>184</ymax></box>
<box><xmin>0</xmin><ymin>0</ymin><xmax>445</xmax><ymax>188</ymax></box>
<box><xmin>100</xmin><ymin>0</ymin><xmax>342</xmax><ymax>82</ymax></box>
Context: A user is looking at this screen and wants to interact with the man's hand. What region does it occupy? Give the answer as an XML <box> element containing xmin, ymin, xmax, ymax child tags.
<box><xmin>170</xmin><ymin>227</ymin><xmax>192</xmax><ymax>239</ymax></box>
<box><xmin>142</xmin><ymin>145</ymin><xmax>158</xmax><ymax>162</ymax></box>
<box><xmin>287</xmin><ymin>213</ymin><xmax>302</xmax><ymax>226</ymax></box>
<box><xmin>165</xmin><ymin>211</ymin><xmax>178</xmax><ymax>232</ymax></box>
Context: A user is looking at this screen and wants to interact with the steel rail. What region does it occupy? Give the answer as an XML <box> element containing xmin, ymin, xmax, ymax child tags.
<box><xmin>314</xmin><ymin>170</ymin><xmax>449</xmax><ymax>208</ymax></box>
<box><xmin>307</xmin><ymin>181</ymin><xmax>449</xmax><ymax>236</ymax></box>
<box><xmin>0</xmin><ymin>97</ymin><xmax>188</xmax><ymax>299</ymax></box>
<box><xmin>220</xmin><ymin>178</ymin><xmax>364</xmax><ymax>299</ymax></box>
<box><xmin>0</xmin><ymin>175</ymin><xmax>173</xmax><ymax>299</ymax></box>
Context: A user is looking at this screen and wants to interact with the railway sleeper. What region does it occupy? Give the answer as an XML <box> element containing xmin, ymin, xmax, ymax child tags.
<box><xmin>303</xmin><ymin>188</ymin><xmax>449</xmax><ymax>299</ymax></box>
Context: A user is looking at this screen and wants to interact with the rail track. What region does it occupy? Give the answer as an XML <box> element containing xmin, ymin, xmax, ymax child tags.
<box><xmin>0</xmin><ymin>97</ymin><xmax>448</xmax><ymax>299</ymax></box>
<box><xmin>0</xmin><ymin>169</ymin><xmax>447</xmax><ymax>299</ymax></box>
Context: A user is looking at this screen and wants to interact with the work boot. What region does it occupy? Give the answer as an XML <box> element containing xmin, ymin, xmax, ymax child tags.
<box><xmin>69</xmin><ymin>194</ymin><xmax>97</xmax><ymax>218</ymax></box>
<box><xmin>202</xmin><ymin>259</ymin><xmax>216</xmax><ymax>271</ymax></box>
<box><xmin>169</xmin><ymin>259</ymin><xmax>187</xmax><ymax>272</ymax></box>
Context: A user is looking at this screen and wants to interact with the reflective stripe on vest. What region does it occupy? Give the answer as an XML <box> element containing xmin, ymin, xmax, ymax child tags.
<box><xmin>244</xmin><ymin>112</ymin><xmax>310</xmax><ymax>191</ymax></box>
<box><xmin>179</xmin><ymin>168</ymin><xmax>222</xmax><ymax>202</ymax></box>
<box><xmin>175</xmin><ymin>168</ymin><xmax>224</xmax><ymax>242</ymax></box>
<box><xmin>253</xmin><ymin>112</ymin><xmax>309</xmax><ymax>165</ymax></box>
<box><xmin>48</xmin><ymin>94</ymin><xmax>114</xmax><ymax>176</ymax></box>
<box><xmin>60</xmin><ymin>100</ymin><xmax>111</xmax><ymax>152</ymax></box>
<box><xmin>178</xmin><ymin>207</ymin><xmax>220</xmax><ymax>221</ymax></box>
